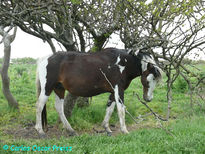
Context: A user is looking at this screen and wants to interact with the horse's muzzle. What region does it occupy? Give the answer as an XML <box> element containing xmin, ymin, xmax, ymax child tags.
<box><xmin>143</xmin><ymin>95</ymin><xmax>152</xmax><ymax>102</ymax></box>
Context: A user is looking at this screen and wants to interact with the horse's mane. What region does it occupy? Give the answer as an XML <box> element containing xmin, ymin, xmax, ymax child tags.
<box><xmin>135</xmin><ymin>50</ymin><xmax>163</xmax><ymax>83</ymax></box>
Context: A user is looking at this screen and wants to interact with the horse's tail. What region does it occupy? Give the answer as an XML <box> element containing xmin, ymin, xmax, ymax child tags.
<box><xmin>36</xmin><ymin>58</ymin><xmax>47</xmax><ymax>131</ymax></box>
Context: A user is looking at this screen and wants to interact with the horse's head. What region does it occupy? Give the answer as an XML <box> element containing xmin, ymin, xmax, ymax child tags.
<box><xmin>139</xmin><ymin>53</ymin><xmax>162</xmax><ymax>102</ymax></box>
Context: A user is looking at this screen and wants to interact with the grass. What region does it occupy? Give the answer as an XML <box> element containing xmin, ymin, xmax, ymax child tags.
<box><xmin>0</xmin><ymin>58</ymin><xmax>205</xmax><ymax>153</ymax></box>
<box><xmin>1</xmin><ymin>115</ymin><xmax>205</xmax><ymax>153</ymax></box>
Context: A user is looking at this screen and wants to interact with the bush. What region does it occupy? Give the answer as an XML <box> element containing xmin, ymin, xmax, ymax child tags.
<box><xmin>13</xmin><ymin>65</ymin><xmax>27</xmax><ymax>76</ymax></box>
<box><xmin>11</xmin><ymin>57</ymin><xmax>36</xmax><ymax>65</ymax></box>
<box><xmin>173</xmin><ymin>76</ymin><xmax>188</xmax><ymax>93</ymax></box>
<box><xmin>199</xmin><ymin>71</ymin><xmax>205</xmax><ymax>79</ymax></box>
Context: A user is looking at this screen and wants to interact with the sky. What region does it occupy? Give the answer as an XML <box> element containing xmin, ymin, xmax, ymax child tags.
<box><xmin>0</xmin><ymin>28</ymin><xmax>205</xmax><ymax>60</ymax></box>
<box><xmin>0</xmin><ymin>29</ymin><xmax>54</xmax><ymax>59</ymax></box>
<box><xmin>0</xmin><ymin>28</ymin><xmax>123</xmax><ymax>59</ymax></box>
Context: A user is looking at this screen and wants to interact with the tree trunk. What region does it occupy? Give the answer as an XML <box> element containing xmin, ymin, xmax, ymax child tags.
<box><xmin>166</xmin><ymin>79</ymin><xmax>172</xmax><ymax>120</ymax></box>
<box><xmin>64</xmin><ymin>93</ymin><xmax>78</xmax><ymax>118</ymax></box>
<box><xmin>60</xmin><ymin>14</ymin><xmax>89</xmax><ymax>117</ymax></box>
<box><xmin>0</xmin><ymin>27</ymin><xmax>19</xmax><ymax>110</ymax></box>
<box><xmin>166</xmin><ymin>68</ymin><xmax>172</xmax><ymax>120</ymax></box>
<box><xmin>76</xmin><ymin>96</ymin><xmax>90</xmax><ymax>108</ymax></box>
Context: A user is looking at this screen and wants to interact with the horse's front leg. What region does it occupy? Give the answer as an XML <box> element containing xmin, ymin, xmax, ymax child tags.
<box><xmin>114</xmin><ymin>85</ymin><xmax>129</xmax><ymax>134</ymax></box>
<box><xmin>102</xmin><ymin>94</ymin><xmax>116</xmax><ymax>135</ymax></box>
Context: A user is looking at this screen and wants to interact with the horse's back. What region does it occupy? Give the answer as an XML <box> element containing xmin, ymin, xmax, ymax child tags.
<box><xmin>39</xmin><ymin>48</ymin><xmax>132</xmax><ymax>96</ymax></box>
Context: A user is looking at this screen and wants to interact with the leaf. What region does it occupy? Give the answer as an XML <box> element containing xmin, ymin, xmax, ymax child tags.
<box><xmin>71</xmin><ymin>0</ymin><xmax>82</xmax><ymax>4</ymax></box>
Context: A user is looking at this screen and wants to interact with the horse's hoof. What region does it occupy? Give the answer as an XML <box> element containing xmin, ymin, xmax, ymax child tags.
<box><xmin>122</xmin><ymin>130</ymin><xmax>129</xmax><ymax>134</ymax></box>
<box><xmin>121</xmin><ymin>129</ymin><xmax>129</xmax><ymax>134</ymax></box>
<box><xmin>69</xmin><ymin>131</ymin><xmax>78</xmax><ymax>136</ymax></box>
<box><xmin>43</xmin><ymin>126</ymin><xmax>48</xmax><ymax>132</ymax></box>
<box><xmin>102</xmin><ymin>124</ymin><xmax>112</xmax><ymax>134</ymax></box>
<box><xmin>107</xmin><ymin>132</ymin><xmax>112</xmax><ymax>136</ymax></box>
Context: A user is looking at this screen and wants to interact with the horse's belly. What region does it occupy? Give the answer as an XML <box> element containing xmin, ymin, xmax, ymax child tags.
<box><xmin>68</xmin><ymin>85</ymin><xmax>108</xmax><ymax>97</ymax></box>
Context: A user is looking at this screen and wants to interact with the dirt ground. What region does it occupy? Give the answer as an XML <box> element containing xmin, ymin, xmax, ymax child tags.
<box><xmin>3</xmin><ymin>122</ymin><xmax>143</xmax><ymax>140</ymax></box>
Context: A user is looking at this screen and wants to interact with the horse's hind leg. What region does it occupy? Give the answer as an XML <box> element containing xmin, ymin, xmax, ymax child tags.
<box><xmin>54</xmin><ymin>87</ymin><xmax>77</xmax><ymax>136</ymax></box>
<box><xmin>35</xmin><ymin>91</ymin><xmax>49</xmax><ymax>138</ymax></box>
<box><xmin>102</xmin><ymin>94</ymin><xmax>116</xmax><ymax>135</ymax></box>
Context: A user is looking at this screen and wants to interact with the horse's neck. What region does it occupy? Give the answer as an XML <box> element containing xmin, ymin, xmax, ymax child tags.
<box><xmin>125</xmin><ymin>55</ymin><xmax>142</xmax><ymax>80</ymax></box>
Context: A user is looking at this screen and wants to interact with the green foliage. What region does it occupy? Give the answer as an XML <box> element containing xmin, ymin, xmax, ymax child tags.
<box><xmin>199</xmin><ymin>71</ymin><xmax>205</xmax><ymax>79</ymax></box>
<box><xmin>11</xmin><ymin>58</ymin><xmax>36</xmax><ymax>65</ymax></box>
<box><xmin>70</xmin><ymin>0</ymin><xmax>82</xmax><ymax>4</ymax></box>
<box><xmin>13</xmin><ymin>66</ymin><xmax>27</xmax><ymax>76</ymax></box>
<box><xmin>5</xmin><ymin>63</ymin><xmax>37</xmax><ymax>103</ymax></box>
<box><xmin>173</xmin><ymin>76</ymin><xmax>188</xmax><ymax>93</ymax></box>
<box><xmin>90</xmin><ymin>45</ymin><xmax>98</xmax><ymax>52</ymax></box>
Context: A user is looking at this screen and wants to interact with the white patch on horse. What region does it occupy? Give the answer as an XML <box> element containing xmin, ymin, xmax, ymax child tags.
<box><xmin>102</xmin><ymin>101</ymin><xmax>116</xmax><ymax>132</ymax></box>
<box><xmin>140</xmin><ymin>54</ymin><xmax>162</xmax><ymax>83</ymax></box>
<box><xmin>114</xmin><ymin>85</ymin><xmax>120</xmax><ymax>102</ymax></box>
<box><xmin>108</xmin><ymin>65</ymin><xmax>111</xmax><ymax>69</ymax></box>
<box><xmin>115</xmin><ymin>56</ymin><xmax>121</xmax><ymax>65</ymax></box>
<box><xmin>141</xmin><ymin>55</ymin><xmax>156</xmax><ymax>72</ymax></box>
<box><xmin>37</xmin><ymin>55</ymin><xmax>51</xmax><ymax>94</ymax></box>
<box><xmin>125</xmin><ymin>59</ymin><xmax>127</xmax><ymax>62</ymax></box>
<box><xmin>141</xmin><ymin>54</ymin><xmax>163</xmax><ymax>83</ymax></box>
<box><xmin>35</xmin><ymin>55</ymin><xmax>51</xmax><ymax>135</ymax></box>
<box><xmin>55</xmin><ymin>94</ymin><xmax>75</xmax><ymax>132</ymax></box>
<box><xmin>114</xmin><ymin>85</ymin><xmax>129</xmax><ymax>134</ymax></box>
<box><xmin>35</xmin><ymin>94</ymin><xmax>48</xmax><ymax>135</ymax></box>
<box><xmin>115</xmin><ymin>55</ymin><xmax>125</xmax><ymax>74</ymax></box>
<box><xmin>119</xmin><ymin>65</ymin><xmax>125</xmax><ymax>73</ymax></box>
<box><xmin>147</xmin><ymin>74</ymin><xmax>157</xmax><ymax>100</ymax></box>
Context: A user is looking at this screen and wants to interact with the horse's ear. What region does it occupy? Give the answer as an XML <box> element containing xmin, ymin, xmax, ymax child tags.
<box><xmin>127</xmin><ymin>49</ymin><xmax>139</xmax><ymax>56</ymax></box>
<box><xmin>134</xmin><ymin>49</ymin><xmax>139</xmax><ymax>56</ymax></box>
<box><xmin>127</xmin><ymin>48</ymin><xmax>140</xmax><ymax>56</ymax></box>
<box><xmin>127</xmin><ymin>49</ymin><xmax>132</xmax><ymax>54</ymax></box>
<box><xmin>154</xmin><ymin>67</ymin><xmax>161</xmax><ymax>78</ymax></box>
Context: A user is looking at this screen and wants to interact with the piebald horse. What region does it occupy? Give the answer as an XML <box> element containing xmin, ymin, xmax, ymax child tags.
<box><xmin>35</xmin><ymin>48</ymin><xmax>162</xmax><ymax>137</ymax></box>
